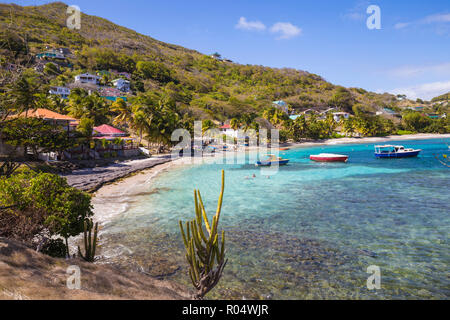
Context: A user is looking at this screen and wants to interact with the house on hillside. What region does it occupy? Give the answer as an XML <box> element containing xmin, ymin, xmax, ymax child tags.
<box><xmin>15</xmin><ymin>108</ymin><xmax>79</xmax><ymax>134</ymax></box>
<box><xmin>9</xmin><ymin>109</ymin><xmax>80</xmax><ymax>160</ymax></box>
<box><xmin>318</xmin><ymin>108</ymin><xmax>336</xmax><ymax>119</ymax></box>
<box><xmin>112</xmin><ymin>78</ymin><xmax>131</xmax><ymax>92</ymax></box>
<box><xmin>49</xmin><ymin>86</ymin><xmax>71</xmax><ymax>99</ymax></box>
<box><xmin>408</xmin><ymin>106</ymin><xmax>425</xmax><ymax>112</ymax></box>
<box><xmin>36</xmin><ymin>49</ymin><xmax>66</xmax><ymax>60</ymax></box>
<box><xmin>99</xmin><ymin>87</ymin><xmax>128</xmax><ymax>102</ymax></box>
<box><xmin>91</xmin><ymin>124</ymin><xmax>139</xmax><ymax>158</ymax></box>
<box><xmin>94</xmin><ymin>124</ymin><xmax>128</xmax><ymax>137</ymax></box>
<box><xmin>219</xmin><ymin>124</ymin><xmax>238</xmax><ymax>138</ymax></box>
<box><xmin>332</xmin><ymin>112</ymin><xmax>350</xmax><ymax>122</ymax></box>
<box><xmin>74</xmin><ymin>73</ymin><xmax>101</xmax><ymax>85</ymax></box>
<box><xmin>272</xmin><ymin>100</ymin><xmax>289</xmax><ymax>114</ymax></box>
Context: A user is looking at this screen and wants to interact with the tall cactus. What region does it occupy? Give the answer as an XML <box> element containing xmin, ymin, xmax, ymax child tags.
<box><xmin>78</xmin><ymin>220</ymin><xmax>98</xmax><ymax>263</ymax></box>
<box><xmin>179</xmin><ymin>170</ymin><xmax>228</xmax><ymax>300</ymax></box>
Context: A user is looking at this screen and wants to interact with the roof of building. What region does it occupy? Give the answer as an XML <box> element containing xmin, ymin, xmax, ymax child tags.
<box><xmin>273</xmin><ymin>100</ymin><xmax>287</xmax><ymax>106</ymax></box>
<box><xmin>17</xmin><ymin>108</ymin><xmax>78</xmax><ymax>122</ymax></box>
<box><xmin>220</xmin><ymin>124</ymin><xmax>231</xmax><ymax>129</ymax></box>
<box><xmin>94</xmin><ymin>124</ymin><xmax>127</xmax><ymax>136</ymax></box>
<box><xmin>99</xmin><ymin>87</ymin><xmax>122</xmax><ymax>97</ymax></box>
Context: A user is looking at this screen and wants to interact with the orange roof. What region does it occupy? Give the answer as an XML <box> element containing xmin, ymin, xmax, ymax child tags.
<box><xmin>17</xmin><ymin>108</ymin><xmax>78</xmax><ymax>122</ymax></box>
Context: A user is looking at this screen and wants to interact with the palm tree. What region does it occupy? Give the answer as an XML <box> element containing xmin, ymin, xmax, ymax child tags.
<box><xmin>132</xmin><ymin>109</ymin><xmax>150</xmax><ymax>145</ymax></box>
<box><xmin>202</xmin><ymin>119</ymin><xmax>216</xmax><ymax>134</ymax></box>
<box><xmin>230</xmin><ymin>118</ymin><xmax>240</xmax><ymax>131</ymax></box>
<box><xmin>111</xmin><ymin>98</ymin><xmax>133</xmax><ymax>126</ymax></box>
<box><xmin>49</xmin><ymin>95</ymin><xmax>67</xmax><ymax>114</ymax></box>
<box><xmin>6</xmin><ymin>69</ymin><xmax>42</xmax><ymax>116</ymax></box>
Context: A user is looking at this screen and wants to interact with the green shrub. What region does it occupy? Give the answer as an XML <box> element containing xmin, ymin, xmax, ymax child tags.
<box><xmin>0</xmin><ymin>170</ymin><xmax>93</xmax><ymax>254</ymax></box>
<box><xmin>41</xmin><ymin>239</ymin><xmax>67</xmax><ymax>258</ymax></box>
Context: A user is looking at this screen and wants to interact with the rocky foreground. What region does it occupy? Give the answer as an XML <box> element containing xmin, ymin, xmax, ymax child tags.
<box><xmin>62</xmin><ymin>156</ymin><xmax>172</xmax><ymax>192</ymax></box>
<box><xmin>0</xmin><ymin>237</ymin><xmax>191</xmax><ymax>300</ymax></box>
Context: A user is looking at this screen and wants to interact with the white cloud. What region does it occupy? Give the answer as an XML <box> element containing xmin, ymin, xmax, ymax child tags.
<box><xmin>270</xmin><ymin>22</ymin><xmax>302</xmax><ymax>40</ymax></box>
<box><xmin>388</xmin><ymin>62</ymin><xmax>450</xmax><ymax>78</ymax></box>
<box><xmin>394</xmin><ymin>22</ymin><xmax>410</xmax><ymax>29</ymax></box>
<box><xmin>422</xmin><ymin>13</ymin><xmax>450</xmax><ymax>24</ymax></box>
<box><xmin>235</xmin><ymin>17</ymin><xmax>266</xmax><ymax>31</ymax></box>
<box><xmin>394</xmin><ymin>12</ymin><xmax>450</xmax><ymax>32</ymax></box>
<box><xmin>390</xmin><ymin>81</ymin><xmax>450</xmax><ymax>101</ymax></box>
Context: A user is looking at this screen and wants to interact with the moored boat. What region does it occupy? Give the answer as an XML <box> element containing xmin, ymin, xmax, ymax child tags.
<box><xmin>256</xmin><ymin>154</ymin><xmax>290</xmax><ymax>167</ymax></box>
<box><xmin>375</xmin><ymin>145</ymin><xmax>422</xmax><ymax>158</ymax></box>
<box><xmin>310</xmin><ymin>153</ymin><xmax>349</xmax><ymax>162</ymax></box>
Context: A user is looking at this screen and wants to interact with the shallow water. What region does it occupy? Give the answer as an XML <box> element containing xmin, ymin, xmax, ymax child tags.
<box><xmin>95</xmin><ymin>139</ymin><xmax>450</xmax><ymax>300</ymax></box>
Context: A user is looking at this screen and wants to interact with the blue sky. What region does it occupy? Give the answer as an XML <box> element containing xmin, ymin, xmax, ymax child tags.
<box><xmin>6</xmin><ymin>0</ymin><xmax>450</xmax><ymax>100</ymax></box>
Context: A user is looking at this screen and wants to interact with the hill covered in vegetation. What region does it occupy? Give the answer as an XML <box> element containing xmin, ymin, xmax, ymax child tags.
<box><xmin>432</xmin><ymin>92</ymin><xmax>450</xmax><ymax>103</ymax></box>
<box><xmin>1</xmin><ymin>2</ymin><xmax>408</xmax><ymax>116</ymax></box>
<box><xmin>0</xmin><ymin>1</ymin><xmax>448</xmax><ymax>144</ymax></box>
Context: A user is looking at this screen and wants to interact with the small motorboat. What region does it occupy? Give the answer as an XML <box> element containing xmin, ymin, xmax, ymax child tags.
<box><xmin>375</xmin><ymin>145</ymin><xmax>422</xmax><ymax>158</ymax></box>
<box><xmin>279</xmin><ymin>147</ymin><xmax>290</xmax><ymax>151</ymax></box>
<box><xmin>256</xmin><ymin>154</ymin><xmax>290</xmax><ymax>167</ymax></box>
<box><xmin>310</xmin><ymin>153</ymin><xmax>349</xmax><ymax>162</ymax></box>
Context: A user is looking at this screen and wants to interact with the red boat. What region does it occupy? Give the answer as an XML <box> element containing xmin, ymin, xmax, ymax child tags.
<box><xmin>310</xmin><ymin>153</ymin><xmax>349</xmax><ymax>163</ymax></box>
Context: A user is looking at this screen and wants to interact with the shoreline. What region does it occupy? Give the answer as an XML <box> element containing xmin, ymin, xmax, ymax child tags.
<box><xmin>91</xmin><ymin>157</ymin><xmax>187</xmax><ymax>225</ymax></box>
<box><xmin>283</xmin><ymin>133</ymin><xmax>450</xmax><ymax>149</ymax></box>
<box><xmin>63</xmin><ymin>155</ymin><xmax>173</xmax><ymax>193</ymax></box>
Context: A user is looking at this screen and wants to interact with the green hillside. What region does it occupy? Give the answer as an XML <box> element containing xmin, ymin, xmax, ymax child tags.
<box><xmin>432</xmin><ymin>92</ymin><xmax>450</xmax><ymax>103</ymax></box>
<box><xmin>0</xmin><ymin>2</ymin><xmax>448</xmax><ymax>142</ymax></box>
<box><xmin>1</xmin><ymin>2</ymin><xmax>404</xmax><ymax>117</ymax></box>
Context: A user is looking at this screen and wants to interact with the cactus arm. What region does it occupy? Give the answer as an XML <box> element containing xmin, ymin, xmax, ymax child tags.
<box><xmin>179</xmin><ymin>221</ymin><xmax>188</xmax><ymax>249</ymax></box>
<box><xmin>197</xmin><ymin>191</ymin><xmax>212</xmax><ymax>235</ymax></box>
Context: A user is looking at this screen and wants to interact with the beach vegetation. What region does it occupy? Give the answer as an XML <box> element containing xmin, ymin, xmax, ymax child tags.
<box><xmin>0</xmin><ymin>170</ymin><xmax>93</xmax><ymax>256</ymax></box>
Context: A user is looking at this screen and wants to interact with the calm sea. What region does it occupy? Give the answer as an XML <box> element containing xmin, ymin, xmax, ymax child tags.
<box><xmin>95</xmin><ymin>138</ymin><xmax>450</xmax><ymax>300</ymax></box>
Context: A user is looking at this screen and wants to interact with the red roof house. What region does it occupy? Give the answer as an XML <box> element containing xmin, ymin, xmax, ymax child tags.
<box><xmin>93</xmin><ymin>124</ymin><xmax>128</xmax><ymax>137</ymax></box>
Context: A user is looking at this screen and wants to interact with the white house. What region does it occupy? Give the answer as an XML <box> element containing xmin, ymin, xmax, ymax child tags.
<box><xmin>112</xmin><ymin>78</ymin><xmax>131</xmax><ymax>92</ymax></box>
<box><xmin>74</xmin><ymin>73</ymin><xmax>101</xmax><ymax>85</ymax></box>
<box><xmin>332</xmin><ymin>112</ymin><xmax>350</xmax><ymax>122</ymax></box>
<box><xmin>219</xmin><ymin>124</ymin><xmax>238</xmax><ymax>138</ymax></box>
<box><xmin>49</xmin><ymin>86</ymin><xmax>71</xmax><ymax>99</ymax></box>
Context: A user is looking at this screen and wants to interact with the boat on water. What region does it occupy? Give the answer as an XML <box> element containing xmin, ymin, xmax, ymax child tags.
<box><xmin>279</xmin><ymin>147</ymin><xmax>290</xmax><ymax>151</ymax></box>
<box><xmin>310</xmin><ymin>153</ymin><xmax>349</xmax><ymax>163</ymax></box>
<box><xmin>374</xmin><ymin>145</ymin><xmax>422</xmax><ymax>158</ymax></box>
<box><xmin>255</xmin><ymin>154</ymin><xmax>290</xmax><ymax>167</ymax></box>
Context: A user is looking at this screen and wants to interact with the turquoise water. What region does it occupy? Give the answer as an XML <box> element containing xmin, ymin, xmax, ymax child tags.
<box><xmin>98</xmin><ymin>139</ymin><xmax>450</xmax><ymax>300</ymax></box>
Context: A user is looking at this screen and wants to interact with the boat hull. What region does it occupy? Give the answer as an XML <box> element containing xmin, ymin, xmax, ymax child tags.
<box><xmin>375</xmin><ymin>150</ymin><xmax>421</xmax><ymax>158</ymax></box>
<box><xmin>256</xmin><ymin>160</ymin><xmax>290</xmax><ymax>167</ymax></box>
<box><xmin>310</xmin><ymin>155</ymin><xmax>348</xmax><ymax>163</ymax></box>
